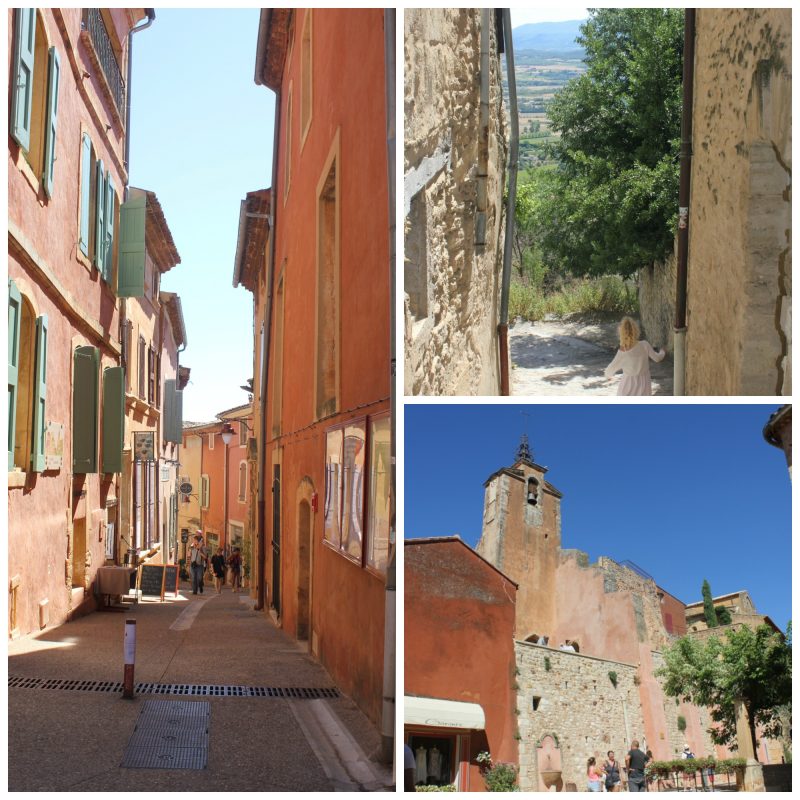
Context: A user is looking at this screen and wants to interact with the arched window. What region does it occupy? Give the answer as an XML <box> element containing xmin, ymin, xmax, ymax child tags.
<box><xmin>8</xmin><ymin>281</ymin><xmax>48</xmax><ymax>472</ymax></box>
<box><xmin>527</xmin><ymin>476</ymin><xmax>539</xmax><ymax>506</ymax></box>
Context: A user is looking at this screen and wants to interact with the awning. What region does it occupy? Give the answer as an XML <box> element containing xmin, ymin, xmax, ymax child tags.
<box><xmin>404</xmin><ymin>695</ymin><xmax>486</xmax><ymax>730</ymax></box>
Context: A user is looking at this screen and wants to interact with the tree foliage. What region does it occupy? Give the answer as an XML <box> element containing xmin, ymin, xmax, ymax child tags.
<box><xmin>702</xmin><ymin>579</ymin><xmax>719</xmax><ymax>628</ymax></box>
<box><xmin>520</xmin><ymin>8</ymin><xmax>683</xmax><ymax>277</ymax></box>
<box><xmin>716</xmin><ymin>606</ymin><xmax>733</xmax><ymax>626</ymax></box>
<box><xmin>656</xmin><ymin>624</ymin><xmax>792</xmax><ymax>752</ymax></box>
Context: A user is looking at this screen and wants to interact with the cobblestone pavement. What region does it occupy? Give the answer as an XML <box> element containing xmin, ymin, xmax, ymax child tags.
<box><xmin>510</xmin><ymin>318</ymin><xmax>674</xmax><ymax>396</ymax></box>
<box><xmin>8</xmin><ymin>585</ymin><xmax>394</xmax><ymax>792</ymax></box>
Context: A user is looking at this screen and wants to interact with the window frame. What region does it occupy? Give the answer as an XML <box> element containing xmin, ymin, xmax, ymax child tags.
<box><xmin>365</xmin><ymin>411</ymin><xmax>391</xmax><ymax>578</ymax></box>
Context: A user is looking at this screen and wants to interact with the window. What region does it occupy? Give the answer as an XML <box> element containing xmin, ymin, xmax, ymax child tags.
<box><xmin>8</xmin><ymin>281</ymin><xmax>48</xmax><ymax>472</ymax></box>
<box><xmin>200</xmin><ymin>474</ymin><xmax>210</xmax><ymax>509</ymax></box>
<box><xmin>532</xmin><ymin>696</ymin><xmax>542</xmax><ymax>711</ymax></box>
<box><xmin>408</xmin><ymin>734</ymin><xmax>458</xmax><ymax>789</ymax></box>
<box><xmin>208</xmin><ymin>433</ymin><xmax>215</xmax><ymax>450</ymax></box>
<box><xmin>72</xmin><ymin>345</ymin><xmax>99</xmax><ymax>474</ymax></box>
<box><xmin>137</xmin><ymin>336</ymin><xmax>146</xmax><ymax>399</ymax></box>
<box><xmin>315</xmin><ymin>146</ymin><xmax>338</xmax><ymax>419</ymax></box>
<box><xmin>300</xmin><ymin>10</ymin><xmax>312</xmax><ymax>142</ymax></box>
<box><xmin>366</xmin><ymin>415</ymin><xmax>391</xmax><ymax>573</ymax></box>
<box><xmin>147</xmin><ymin>346</ymin><xmax>155</xmax><ymax>405</ymax></box>
<box><xmin>120</xmin><ymin>319</ymin><xmax>132</xmax><ymax>391</ymax></box>
<box><xmin>284</xmin><ymin>84</ymin><xmax>292</xmax><ymax>202</ymax></box>
<box><xmin>324</xmin><ymin>419</ymin><xmax>365</xmax><ymax>563</ymax></box>
<box><xmin>527</xmin><ymin>477</ymin><xmax>539</xmax><ymax>506</ymax></box>
<box><xmin>155</xmin><ymin>353</ymin><xmax>161</xmax><ymax>409</ymax></box>
<box><xmin>10</xmin><ymin>10</ymin><xmax>61</xmax><ymax>196</ymax></box>
<box><xmin>239</xmin><ymin>421</ymin><xmax>247</xmax><ymax>446</ymax></box>
<box><xmin>238</xmin><ymin>461</ymin><xmax>247</xmax><ymax>502</ymax></box>
<box><xmin>272</xmin><ymin>270</ymin><xmax>285</xmax><ymax>436</ymax></box>
<box><xmin>78</xmin><ymin>133</ymin><xmax>116</xmax><ymax>281</ymax></box>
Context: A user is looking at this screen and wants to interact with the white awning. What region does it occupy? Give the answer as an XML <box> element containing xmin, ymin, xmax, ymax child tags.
<box><xmin>404</xmin><ymin>695</ymin><xmax>486</xmax><ymax>730</ymax></box>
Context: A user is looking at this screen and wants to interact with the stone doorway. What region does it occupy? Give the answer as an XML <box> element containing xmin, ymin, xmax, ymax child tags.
<box><xmin>296</xmin><ymin>499</ymin><xmax>311</xmax><ymax>641</ymax></box>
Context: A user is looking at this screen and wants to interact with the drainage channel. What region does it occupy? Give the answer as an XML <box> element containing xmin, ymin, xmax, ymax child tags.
<box><xmin>9</xmin><ymin>675</ymin><xmax>339</xmax><ymax>699</ymax></box>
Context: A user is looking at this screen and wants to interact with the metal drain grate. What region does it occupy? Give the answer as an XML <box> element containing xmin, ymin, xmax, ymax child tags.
<box><xmin>121</xmin><ymin>699</ymin><xmax>210</xmax><ymax>770</ymax></box>
<box><xmin>9</xmin><ymin>675</ymin><xmax>339</xmax><ymax>699</ymax></box>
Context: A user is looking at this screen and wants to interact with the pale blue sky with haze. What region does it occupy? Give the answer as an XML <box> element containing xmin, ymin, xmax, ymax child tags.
<box><xmin>128</xmin><ymin>8</ymin><xmax>274</xmax><ymax>422</ymax></box>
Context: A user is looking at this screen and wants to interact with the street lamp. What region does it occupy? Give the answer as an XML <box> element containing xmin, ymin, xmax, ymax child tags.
<box><xmin>220</xmin><ymin>419</ymin><xmax>253</xmax><ymax>446</ymax></box>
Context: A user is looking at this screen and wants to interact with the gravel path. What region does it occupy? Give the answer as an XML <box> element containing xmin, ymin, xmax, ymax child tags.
<box><xmin>509</xmin><ymin>317</ymin><xmax>674</xmax><ymax>396</ymax></box>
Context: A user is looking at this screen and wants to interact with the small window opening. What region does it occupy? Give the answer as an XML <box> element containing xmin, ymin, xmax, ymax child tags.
<box><xmin>527</xmin><ymin>477</ymin><xmax>539</xmax><ymax>506</ymax></box>
<box><xmin>532</xmin><ymin>696</ymin><xmax>542</xmax><ymax>711</ymax></box>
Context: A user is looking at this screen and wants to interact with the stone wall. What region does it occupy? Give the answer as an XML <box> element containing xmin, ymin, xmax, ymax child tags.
<box><xmin>638</xmin><ymin>251</ymin><xmax>677</xmax><ymax>352</ymax></box>
<box><xmin>515</xmin><ymin>642</ymin><xmax>643</xmax><ymax>791</ymax></box>
<box><xmin>686</xmin><ymin>8</ymin><xmax>791</xmax><ymax>395</ymax></box>
<box><xmin>404</xmin><ymin>9</ymin><xmax>507</xmax><ymax>395</ymax></box>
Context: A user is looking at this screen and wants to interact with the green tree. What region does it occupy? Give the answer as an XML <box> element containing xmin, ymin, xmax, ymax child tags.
<box><xmin>716</xmin><ymin>606</ymin><xmax>733</xmax><ymax>626</ymax></box>
<box><xmin>656</xmin><ymin>624</ymin><xmax>792</xmax><ymax>755</ymax></box>
<box><xmin>522</xmin><ymin>8</ymin><xmax>683</xmax><ymax>277</ymax></box>
<box><xmin>702</xmin><ymin>579</ymin><xmax>719</xmax><ymax>628</ymax></box>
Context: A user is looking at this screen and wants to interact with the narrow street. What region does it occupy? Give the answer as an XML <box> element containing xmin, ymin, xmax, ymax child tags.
<box><xmin>8</xmin><ymin>585</ymin><xmax>392</xmax><ymax>792</ymax></box>
<box><xmin>510</xmin><ymin>318</ymin><xmax>674</xmax><ymax>396</ymax></box>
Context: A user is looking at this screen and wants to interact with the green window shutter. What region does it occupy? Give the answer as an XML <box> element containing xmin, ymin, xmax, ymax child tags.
<box><xmin>102</xmin><ymin>366</ymin><xmax>124</xmax><ymax>473</ymax></box>
<box><xmin>173</xmin><ymin>389</ymin><xmax>183</xmax><ymax>444</ymax></box>
<box><xmin>8</xmin><ymin>280</ymin><xmax>22</xmax><ymax>469</ymax></box>
<box><xmin>79</xmin><ymin>134</ymin><xmax>92</xmax><ymax>255</ymax></box>
<box><xmin>31</xmin><ymin>315</ymin><xmax>48</xmax><ymax>472</ymax></box>
<box><xmin>118</xmin><ymin>194</ymin><xmax>147</xmax><ymax>297</ymax></box>
<box><xmin>94</xmin><ymin>158</ymin><xmax>106</xmax><ymax>272</ymax></box>
<box><xmin>42</xmin><ymin>47</ymin><xmax>61</xmax><ymax>198</ymax></box>
<box><xmin>104</xmin><ymin>172</ymin><xmax>116</xmax><ymax>284</ymax></box>
<box><xmin>163</xmin><ymin>378</ymin><xmax>175</xmax><ymax>443</ymax></box>
<box><xmin>72</xmin><ymin>345</ymin><xmax>99</xmax><ymax>473</ymax></box>
<box><xmin>10</xmin><ymin>8</ymin><xmax>35</xmax><ymax>151</ymax></box>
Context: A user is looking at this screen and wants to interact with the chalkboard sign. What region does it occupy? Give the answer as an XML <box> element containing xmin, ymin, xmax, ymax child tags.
<box><xmin>139</xmin><ymin>564</ymin><xmax>165</xmax><ymax>599</ymax></box>
<box><xmin>163</xmin><ymin>564</ymin><xmax>179</xmax><ymax>597</ymax></box>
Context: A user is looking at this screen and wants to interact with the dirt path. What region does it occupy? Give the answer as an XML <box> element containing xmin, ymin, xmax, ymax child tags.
<box><xmin>509</xmin><ymin>317</ymin><xmax>674</xmax><ymax>396</ymax></box>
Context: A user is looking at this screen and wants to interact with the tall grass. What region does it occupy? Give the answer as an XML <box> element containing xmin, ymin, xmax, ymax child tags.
<box><xmin>509</xmin><ymin>275</ymin><xmax>638</xmax><ymax>322</ymax></box>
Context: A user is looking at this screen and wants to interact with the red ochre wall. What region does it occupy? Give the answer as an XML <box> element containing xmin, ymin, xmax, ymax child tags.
<box><xmin>263</xmin><ymin>8</ymin><xmax>390</xmax><ymax>726</ymax></box>
<box><xmin>405</xmin><ymin>540</ymin><xmax>519</xmax><ymax>791</ymax></box>
<box><xmin>200</xmin><ymin>429</ymin><xmax>226</xmax><ymax>546</ymax></box>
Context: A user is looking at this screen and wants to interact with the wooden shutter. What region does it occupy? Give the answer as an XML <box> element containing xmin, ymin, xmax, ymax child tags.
<box><xmin>173</xmin><ymin>389</ymin><xmax>183</xmax><ymax>443</ymax></box>
<box><xmin>8</xmin><ymin>280</ymin><xmax>22</xmax><ymax>469</ymax></box>
<box><xmin>102</xmin><ymin>366</ymin><xmax>124</xmax><ymax>473</ymax></box>
<box><xmin>42</xmin><ymin>47</ymin><xmax>60</xmax><ymax>197</ymax></box>
<box><xmin>118</xmin><ymin>194</ymin><xmax>147</xmax><ymax>297</ymax></box>
<box><xmin>94</xmin><ymin>159</ymin><xmax>106</xmax><ymax>273</ymax></box>
<box><xmin>31</xmin><ymin>315</ymin><xmax>48</xmax><ymax>472</ymax></box>
<box><xmin>163</xmin><ymin>378</ymin><xmax>174</xmax><ymax>443</ymax></box>
<box><xmin>72</xmin><ymin>346</ymin><xmax>99</xmax><ymax>473</ymax></box>
<box><xmin>10</xmin><ymin>8</ymin><xmax>35</xmax><ymax>151</ymax></box>
<box><xmin>79</xmin><ymin>134</ymin><xmax>92</xmax><ymax>255</ymax></box>
<box><xmin>104</xmin><ymin>172</ymin><xmax>116</xmax><ymax>284</ymax></box>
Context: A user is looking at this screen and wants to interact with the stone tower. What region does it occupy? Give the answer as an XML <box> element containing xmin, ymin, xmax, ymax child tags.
<box><xmin>476</xmin><ymin>436</ymin><xmax>562</xmax><ymax>639</ymax></box>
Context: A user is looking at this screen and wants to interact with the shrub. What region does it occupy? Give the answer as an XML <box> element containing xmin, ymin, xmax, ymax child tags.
<box><xmin>608</xmin><ymin>670</ymin><xmax>618</xmax><ymax>688</ymax></box>
<box><xmin>544</xmin><ymin>656</ymin><xmax>552</xmax><ymax>672</ymax></box>
<box><xmin>677</xmin><ymin>715</ymin><xmax>687</xmax><ymax>732</ymax></box>
<box><xmin>416</xmin><ymin>785</ymin><xmax>456</xmax><ymax>792</ymax></box>
<box><xmin>484</xmin><ymin>763</ymin><xmax>520</xmax><ymax>792</ymax></box>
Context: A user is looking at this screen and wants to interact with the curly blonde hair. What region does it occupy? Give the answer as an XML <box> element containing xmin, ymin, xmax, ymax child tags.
<box><xmin>619</xmin><ymin>317</ymin><xmax>640</xmax><ymax>350</ymax></box>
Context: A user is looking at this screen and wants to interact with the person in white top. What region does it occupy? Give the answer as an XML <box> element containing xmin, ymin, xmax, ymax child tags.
<box><xmin>604</xmin><ymin>317</ymin><xmax>665</xmax><ymax>396</ymax></box>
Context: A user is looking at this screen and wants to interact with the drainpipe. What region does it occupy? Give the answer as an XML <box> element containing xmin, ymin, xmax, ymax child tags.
<box><xmin>255</xmin><ymin>92</ymin><xmax>280</xmax><ymax>612</ymax></box>
<box><xmin>498</xmin><ymin>8</ymin><xmax>519</xmax><ymax>396</ymax></box>
<box><xmin>475</xmin><ymin>9</ymin><xmax>491</xmax><ymax>246</ymax></box>
<box><xmin>381</xmin><ymin>8</ymin><xmax>396</xmax><ymax>768</ymax></box>
<box><xmin>674</xmin><ymin>9</ymin><xmax>695</xmax><ymax>396</ymax></box>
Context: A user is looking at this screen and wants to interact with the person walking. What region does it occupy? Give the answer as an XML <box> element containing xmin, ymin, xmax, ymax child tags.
<box><xmin>587</xmin><ymin>757</ymin><xmax>603</xmax><ymax>792</ymax></box>
<box><xmin>210</xmin><ymin>546</ymin><xmax>226</xmax><ymax>594</ymax></box>
<box><xmin>604</xmin><ymin>317</ymin><xmax>666</xmax><ymax>395</ymax></box>
<box><xmin>228</xmin><ymin>546</ymin><xmax>243</xmax><ymax>592</ymax></box>
<box><xmin>189</xmin><ymin>532</ymin><xmax>208</xmax><ymax>595</ymax></box>
<box><xmin>625</xmin><ymin>740</ymin><xmax>650</xmax><ymax>793</ymax></box>
<box><xmin>603</xmin><ymin>751</ymin><xmax>622</xmax><ymax>792</ymax></box>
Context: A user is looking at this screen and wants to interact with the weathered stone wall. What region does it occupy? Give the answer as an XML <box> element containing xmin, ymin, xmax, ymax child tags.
<box><xmin>404</xmin><ymin>9</ymin><xmax>507</xmax><ymax>395</ymax></box>
<box><xmin>638</xmin><ymin>251</ymin><xmax>677</xmax><ymax>352</ymax></box>
<box><xmin>686</xmin><ymin>8</ymin><xmax>791</xmax><ymax>395</ymax></box>
<box><xmin>516</xmin><ymin>642</ymin><xmax>643</xmax><ymax>791</ymax></box>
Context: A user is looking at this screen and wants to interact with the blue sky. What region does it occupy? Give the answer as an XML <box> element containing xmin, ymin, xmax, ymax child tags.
<box><xmin>128</xmin><ymin>9</ymin><xmax>273</xmax><ymax>422</ymax></box>
<box><xmin>404</xmin><ymin>404</ymin><xmax>792</xmax><ymax>630</ymax></box>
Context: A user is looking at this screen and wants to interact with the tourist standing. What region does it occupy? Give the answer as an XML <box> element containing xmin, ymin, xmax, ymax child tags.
<box><xmin>604</xmin><ymin>751</ymin><xmax>622</xmax><ymax>792</ymax></box>
<box><xmin>587</xmin><ymin>757</ymin><xmax>603</xmax><ymax>792</ymax></box>
<box><xmin>211</xmin><ymin>547</ymin><xmax>226</xmax><ymax>594</ymax></box>
<box><xmin>604</xmin><ymin>317</ymin><xmax>666</xmax><ymax>395</ymax></box>
<box><xmin>229</xmin><ymin>546</ymin><xmax>243</xmax><ymax>592</ymax></box>
<box><xmin>625</xmin><ymin>740</ymin><xmax>650</xmax><ymax>792</ymax></box>
<box><xmin>189</xmin><ymin>532</ymin><xmax>208</xmax><ymax>595</ymax></box>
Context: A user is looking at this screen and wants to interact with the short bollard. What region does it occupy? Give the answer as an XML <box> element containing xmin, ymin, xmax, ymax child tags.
<box><xmin>123</xmin><ymin>618</ymin><xmax>136</xmax><ymax>699</ymax></box>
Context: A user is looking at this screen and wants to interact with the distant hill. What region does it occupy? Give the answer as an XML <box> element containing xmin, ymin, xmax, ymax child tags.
<box><xmin>513</xmin><ymin>19</ymin><xmax>586</xmax><ymax>55</ymax></box>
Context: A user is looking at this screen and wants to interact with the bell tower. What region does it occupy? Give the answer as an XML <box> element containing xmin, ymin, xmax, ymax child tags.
<box><xmin>476</xmin><ymin>435</ymin><xmax>562</xmax><ymax>639</ymax></box>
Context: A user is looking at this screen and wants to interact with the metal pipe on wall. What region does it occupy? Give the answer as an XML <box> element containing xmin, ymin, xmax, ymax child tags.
<box><xmin>674</xmin><ymin>9</ymin><xmax>696</xmax><ymax>396</ymax></box>
<box><xmin>498</xmin><ymin>8</ymin><xmax>519</xmax><ymax>396</ymax></box>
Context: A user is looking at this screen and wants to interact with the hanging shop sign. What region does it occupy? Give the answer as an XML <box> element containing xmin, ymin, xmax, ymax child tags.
<box><xmin>44</xmin><ymin>422</ymin><xmax>64</xmax><ymax>470</ymax></box>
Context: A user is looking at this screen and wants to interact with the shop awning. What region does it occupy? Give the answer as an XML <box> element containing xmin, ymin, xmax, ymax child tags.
<box><xmin>404</xmin><ymin>695</ymin><xmax>486</xmax><ymax>730</ymax></box>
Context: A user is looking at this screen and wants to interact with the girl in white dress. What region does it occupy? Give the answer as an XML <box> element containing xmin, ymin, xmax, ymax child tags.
<box><xmin>604</xmin><ymin>317</ymin><xmax>665</xmax><ymax>396</ymax></box>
